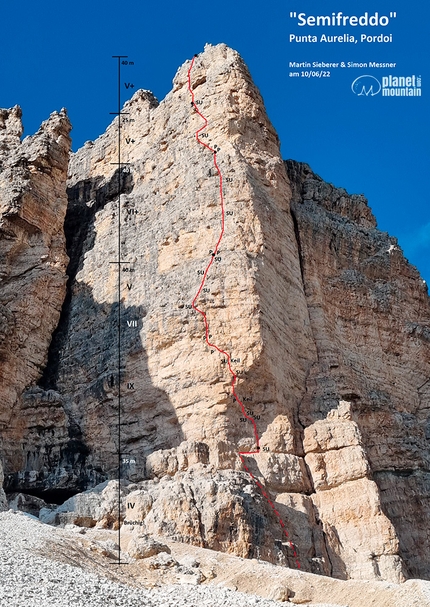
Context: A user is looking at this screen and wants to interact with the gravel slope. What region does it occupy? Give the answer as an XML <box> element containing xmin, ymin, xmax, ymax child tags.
<box><xmin>4</xmin><ymin>509</ymin><xmax>425</xmax><ymax>607</ymax></box>
<box><xmin>0</xmin><ymin>511</ymin><xmax>296</xmax><ymax>607</ymax></box>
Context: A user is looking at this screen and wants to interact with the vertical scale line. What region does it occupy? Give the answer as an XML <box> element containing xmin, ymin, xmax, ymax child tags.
<box><xmin>117</xmin><ymin>55</ymin><xmax>122</xmax><ymax>566</ymax></box>
<box><xmin>111</xmin><ymin>53</ymin><xmax>128</xmax><ymax>566</ymax></box>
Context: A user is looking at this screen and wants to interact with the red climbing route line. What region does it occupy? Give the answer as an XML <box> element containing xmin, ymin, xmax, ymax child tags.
<box><xmin>187</xmin><ymin>55</ymin><xmax>300</xmax><ymax>570</ymax></box>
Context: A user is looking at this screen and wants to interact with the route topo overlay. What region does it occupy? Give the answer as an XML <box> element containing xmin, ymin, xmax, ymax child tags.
<box><xmin>187</xmin><ymin>53</ymin><xmax>301</xmax><ymax>569</ymax></box>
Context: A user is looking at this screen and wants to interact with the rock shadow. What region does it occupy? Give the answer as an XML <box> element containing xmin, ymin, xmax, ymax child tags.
<box><xmin>40</xmin><ymin>168</ymin><xmax>133</xmax><ymax>389</ymax></box>
<box><xmin>21</xmin><ymin>168</ymin><xmax>184</xmax><ymax>492</ymax></box>
<box><xmin>6</xmin><ymin>280</ymin><xmax>184</xmax><ymax>495</ymax></box>
<box><xmin>57</xmin><ymin>280</ymin><xmax>185</xmax><ymax>484</ymax></box>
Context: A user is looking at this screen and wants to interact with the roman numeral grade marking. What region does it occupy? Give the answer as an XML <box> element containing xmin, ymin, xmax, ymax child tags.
<box><xmin>187</xmin><ymin>54</ymin><xmax>301</xmax><ymax>569</ymax></box>
<box><xmin>109</xmin><ymin>54</ymin><xmax>136</xmax><ymax>566</ymax></box>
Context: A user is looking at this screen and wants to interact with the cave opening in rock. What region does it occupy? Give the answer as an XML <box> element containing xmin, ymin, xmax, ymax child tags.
<box><xmin>7</xmin><ymin>488</ymin><xmax>79</xmax><ymax>507</ymax></box>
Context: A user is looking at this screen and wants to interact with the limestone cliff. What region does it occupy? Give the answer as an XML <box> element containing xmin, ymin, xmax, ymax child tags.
<box><xmin>0</xmin><ymin>106</ymin><xmax>71</xmax><ymax>493</ymax></box>
<box><xmin>0</xmin><ymin>44</ymin><xmax>429</xmax><ymax>583</ymax></box>
<box><xmin>287</xmin><ymin>160</ymin><xmax>430</xmax><ymax>580</ymax></box>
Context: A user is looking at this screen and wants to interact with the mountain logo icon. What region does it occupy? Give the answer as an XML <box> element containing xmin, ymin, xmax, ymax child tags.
<box><xmin>351</xmin><ymin>75</ymin><xmax>381</xmax><ymax>96</ymax></box>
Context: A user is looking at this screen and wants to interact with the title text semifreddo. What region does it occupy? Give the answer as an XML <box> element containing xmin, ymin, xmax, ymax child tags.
<box><xmin>289</xmin><ymin>11</ymin><xmax>397</xmax><ymax>26</ymax></box>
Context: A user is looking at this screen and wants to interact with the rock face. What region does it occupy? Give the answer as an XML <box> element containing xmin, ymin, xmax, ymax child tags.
<box><xmin>0</xmin><ymin>461</ymin><xmax>7</xmax><ymax>511</ymax></box>
<box><xmin>0</xmin><ymin>106</ymin><xmax>71</xmax><ymax>492</ymax></box>
<box><xmin>0</xmin><ymin>44</ymin><xmax>429</xmax><ymax>583</ymax></box>
<box><xmin>126</xmin><ymin>534</ymin><xmax>171</xmax><ymax>560</ymax></box>
<box><xmin>287</xmin><ymin>160</ymin><xmax>430</xmax><ymax>580</ymax></box>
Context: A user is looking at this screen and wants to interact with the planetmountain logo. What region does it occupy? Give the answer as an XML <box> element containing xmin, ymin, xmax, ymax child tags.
<box><xmin>351</xmin><ymin>74</ymin><xmax>422</xmax><ymax>97</ymax></box>
<box><xmin>351</xmin><ymin>75</ymin><xmax>381</xmax><ymax>96</ymax></box>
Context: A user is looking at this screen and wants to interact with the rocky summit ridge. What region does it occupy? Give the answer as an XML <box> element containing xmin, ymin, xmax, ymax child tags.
<box><xmin>0</xmin><ymin>43</ymin><xmax>429</xmax><ymax>591</ymax></box>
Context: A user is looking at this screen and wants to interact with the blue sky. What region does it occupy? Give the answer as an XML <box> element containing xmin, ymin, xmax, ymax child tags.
<box><xmin>1</xmin><ymin>0</ymin><xmax>428</xmax><ymax>282</ymax></box>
